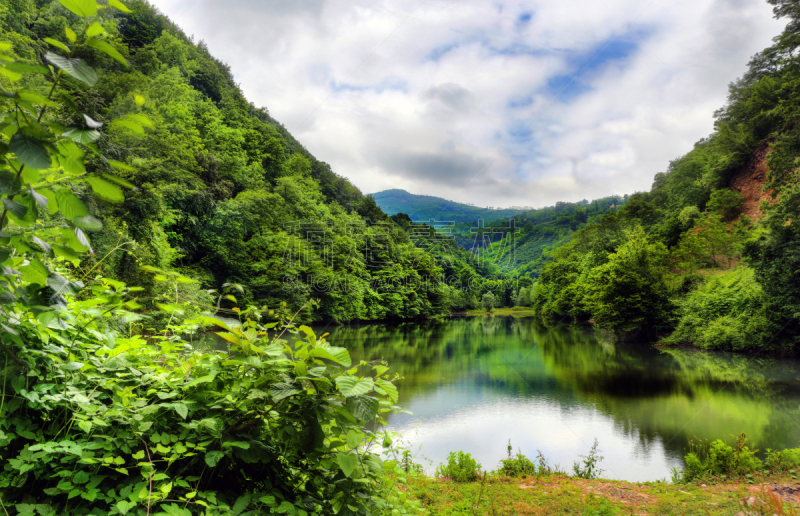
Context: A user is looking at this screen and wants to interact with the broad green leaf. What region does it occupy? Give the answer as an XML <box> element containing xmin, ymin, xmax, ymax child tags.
<box><xmin>232</xmin><ymin>494</ymin><xmax>251</xmax><ymax>516</ymax></box>
<box><xmin>29</xmin><ymin>188</ymin><xmax>49</xmax><ymax>211</ymax></box>
<box><xmin>55</xmin><ymin>189</ymin><xmax>88</xmax><ymax>219</ymax></box>
<box><xmin>308</xmin><ymin>346</ymin><xmax>351</xmax><ymax>367</ymax></box>
<box><xmin>102</xmin><ymin>173</ymin><xmax>135</xmax><ymax>189</ymax></box>
<box><xmin>116</xmin><ymin>500</ymin><xmax>134</xmax><ymax>515</ymax></box>
<box><xmin>335</xmin><ymin>376</ymin><xmax>373</xmax><ymax>397</ymax></box>
<box><xmin>173</xmin><ymin>403</ymin><xmax>188</xmax><ymax>419</ymax></box>
<box><xmin>18</xmin><ymin>90</ymin><xmax>57</xmax><ymax>106</ymax></box>
<box><xmin>71</xmin><ymin>215</ymin><xmax>103</xmax><ymax>231</ymax></box>
<box><xmin>53</xmin><ymin>244</ymin><xmax>82</xmax><ymax>264</ymax></box>
<box><xmin>59</xmin><ymin>227</ymin><xmax>89</xmax><ymax>252</ymax></box>
<box><xmin>85</xmin><ymin>22</ymin><xmax>106</xmax><ymax>38</ymax></box>
<box><xmin>270</xmin><ymin>382</ymin><xmax>300</xmax><ymax>401</ymax></box>
<box><xmin>5</xmin><ymin>63</ymin><xmax>49</xmax><ymax>75</ymax></box>
<box><xmin>57</xmin><ymin>140</ymin><xmax>84</xmax><ymax>160</ymax></box>
<box><xmin>194</xmin><ymin>314</ymin><xmax>240</xmax><ymax>330</ymax></box>
<box><xmin>134</xmin><ymin>93</ymin><xmax>145</xmax><ymax>106</ymax></box>
<box><xmin>3</xmin><ymin>197</ymin><xmax>31</xmax><ymax>224</ymax></box>
<box><xmin>45</xmin><ymin>52</ymin><xmax>97</xmax><ymax>87</ymax></box>
<box><xmin>108</xmin><ymin>159</ymin><xmax>134</xmax><ymax>172</ymax></box>
<box><xmin>44</xmin><ymin>38</ymin><xmax>70</xmax><ymax>54</ymax></box>
<box><xmin>86</xmin><ymin>176</ymin><xmax>124</xmax><ymax>202</ymax></box>
<box><xmin>0</xmin><ymin>67</ymin><xmax>22</xmax><ymax>82</ymax></box>
<box><xmin>19</xmin><ymin>258</ymin><xmax>48</xmax><ymax>285</ymax></box>
<box><xmin>59</xmin><ymin>0</ymin><xmax>97</xmax><ymax>17</ymax></box>
<box><xmin>9</xmin><ymin>133</ymin><xmax>51</xmax><ymax>170</ymax></box>
<box><xmin>375</xmin><ymin>379</ymin><xmax>399</xmax><ymax>403</ymax></box>
<box><xmin>222</xmin><ymin>441</ymin><xmax>250</xmax><ymax>449</ymax></box>
<box><xmin>346</xmin><ymin>395</ymin><xmax>380</xmax><ymax>422</ymax></box>
<box><xmin>346</xmin><ymin>429</ymin><xmax>365</xmax><ymax>449</ymax></box>
<box><xmin>0</xmin><ymin>170</ymin><xmax>21</xmax><ymax>195</ymax></box>
<box><xmin>73</xmin><ymin>470</ymin><xmax>90</xmax><ymax>484</ymax></box>
<box><xmin>111</xmin><ymin>119</ymin><xmax>143</xmax><ymax>134</ymax></box>
<box><xmin>336</xmin><ymin>452</ymin><xmax>359</xmax><ymax>478</ymax></box>
<box><xmin>21</xmin><ymin>167</ymin><xmax>39</xmax><ymax>184</ymax></box>
<box><xmin>215</xmin><ymin>331</ymin><xmax>241</xmax><ymax>346</ymax></box>
<box><xmin>373</xmin><ymin>365</ymin><xmax>389</xmax><ymax>377</ymax></box>
<box><xmin>62</xmin><ymin>127</ymin><xmax>100</xmax><ymax>143</ymax></box>
<box><xmin>86</xmin><ymin>38</ymin><xmax>127</xmax><ymax>67</ymax></box>
<box><xmin>58</xmin><ymin>153</ymin><xmax>86</xmax><ymax>176</ymax></box>
<box><xmin>155</xmin><ymin>302</ymin><xmax>184</xmax><ymax>314</ymax></box>
<box><xmin>184</xmin><ymin>373</ymin><xmax>215</xmax><ymax>389</ymax></box>
<box><xmin>32</xmin><ymin>236</ymin><xmax>53</xmax><ymax>257</ymax></box>
<box><xmin>126</xmin><ymin>113</ymin><xmax>154</xmax><ymax>128</ymax></box>
<box><xmin>73</xmin><ymin>227</ymin><xmax>91</xmax><ymax>250</ymax></box>
<box><xmin>204</xmin><ymin>450</ymin><xmax>224</xmax><ymax>467</ymax></box>
<box><xmin>65</xmin><ymin>27</ymin><xmax>77</xmax><ymax>43</ymax></box>
<box><xmin>77</xmin><ymin>420</ymin><xmax>91</xmax><ymax>433</ymax></box>
<box><xmin>109</xmin><ymin>0</ymin><xmax>132</xmax><ymax>12</ymax></box>
<box><xmin>61</xmin><ymin>361</ymin><xmax>84</xmax><ymax>371</ymax></box>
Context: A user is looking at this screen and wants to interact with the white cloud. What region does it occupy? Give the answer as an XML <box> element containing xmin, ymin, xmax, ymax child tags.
<box><xmin>154</xmin><ymin>0</ymin><xmax>785</xmax><ymax>208</ymax></box>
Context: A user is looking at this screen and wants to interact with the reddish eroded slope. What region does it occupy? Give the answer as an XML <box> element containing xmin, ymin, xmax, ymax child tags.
<box><xmin>728</xmin><ymin>140</ymin><xmax>775</xmax><ymax>221</ymax></box>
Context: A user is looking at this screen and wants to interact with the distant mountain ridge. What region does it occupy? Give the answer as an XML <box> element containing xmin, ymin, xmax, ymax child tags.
<box><xmin>370</xmin><ymin>189</ymin><xmax>524</xmax><ymax>224</ymax></box>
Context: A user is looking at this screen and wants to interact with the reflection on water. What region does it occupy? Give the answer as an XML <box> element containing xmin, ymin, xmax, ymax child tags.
<box><xmin>321</xmin><ymin>315</ymin><xmax>800</xmax><ymax>481</ymax></box>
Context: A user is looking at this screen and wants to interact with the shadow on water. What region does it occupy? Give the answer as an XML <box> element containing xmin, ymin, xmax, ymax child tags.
<box><xmin>321</xmin><ymin>315</ymin><xmax>800</xmax><ymax>481</ymax></box>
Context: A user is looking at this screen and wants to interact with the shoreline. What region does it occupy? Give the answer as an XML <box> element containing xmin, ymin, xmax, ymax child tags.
<box><xmin>404</xmin><ymin>472</ymin><xmax>800</xmax><ymax>514</ymax></box>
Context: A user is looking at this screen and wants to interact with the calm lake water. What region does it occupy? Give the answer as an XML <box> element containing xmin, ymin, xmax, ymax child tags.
<box><xmin>320</xmin><ymin>315</ymin><xmax>800</xmax><ymax>482</ymax></box>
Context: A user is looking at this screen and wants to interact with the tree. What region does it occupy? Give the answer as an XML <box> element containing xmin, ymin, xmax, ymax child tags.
<box><xmin>744</xmin><ymin>182</ymin><xmax>800</xmax><ymax>348</ymax></box>
<box><xmin>482</xmin><ymin>291</ymin><xmax>496</xmax><ymax>311</ymax></box>
<box><xmin>583</xmin><ymin>227</ymin><xmax>672</xmax><ymax>335</ymax></box>
<box><xmin>707</xmin><ymin>189</ymin><xmax>745</xmax><ymax>220</ymax></box>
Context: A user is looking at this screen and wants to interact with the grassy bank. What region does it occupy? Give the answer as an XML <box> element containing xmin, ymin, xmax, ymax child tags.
<box><xmin>403</xmin><ymin>473</ymin><xmax>800</xmax><ymax>515</ymax></box>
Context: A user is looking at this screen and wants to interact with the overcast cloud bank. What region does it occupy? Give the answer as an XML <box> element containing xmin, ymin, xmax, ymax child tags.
<box><xmin>156</xmin><ymin>0</ymin><xmax>785</xmax><ymax>207</ymax></box>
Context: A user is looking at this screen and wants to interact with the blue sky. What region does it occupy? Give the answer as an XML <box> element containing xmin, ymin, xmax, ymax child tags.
<box><xmin>157</xmin><ymin>0</ymin><xmax>784</xmax><ymax>207</ymax></box>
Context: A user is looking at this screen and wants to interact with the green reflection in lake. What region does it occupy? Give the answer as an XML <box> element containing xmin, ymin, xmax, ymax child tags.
<box><xmin>320</xmin><ymin>315</ymin><xmax>800</xmax><ymax>481</ymax></box>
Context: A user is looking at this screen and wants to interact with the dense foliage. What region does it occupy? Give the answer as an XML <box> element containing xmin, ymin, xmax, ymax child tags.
<box><xmin>0</xmin><ymin>2</ymin><xmax>425</xmax><ymax>514</ymax></box>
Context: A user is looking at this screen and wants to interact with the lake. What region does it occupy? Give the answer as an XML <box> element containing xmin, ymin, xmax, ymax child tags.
<box><xmin>320</xmin><ymin>315</ymin><xmax>800</xmax><ymax>482</ymax></box>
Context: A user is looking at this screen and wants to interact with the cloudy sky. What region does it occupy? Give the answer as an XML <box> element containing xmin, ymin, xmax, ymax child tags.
<box><xmin>156</xmin><ymin>0</ymin><xmax>784</xmax><ymax>208</ymax></box>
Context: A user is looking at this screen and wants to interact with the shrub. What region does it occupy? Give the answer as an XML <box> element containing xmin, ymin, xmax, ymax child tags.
<box><xmin>499</xmin><ymin>441</ymin><xmax>537</xmax><ymax>477</ymax></box>
<box><xmin>435</xmin><ymin>451</ymin><xmax>482</xmax><ymax>482</ymax></box>
<box><xmin>765</xmin><ymin>448</ymin><xmax>800</xmax><ymax>472</ymax></box>
<box><xmin>573</xmin><ymin>439</ymin><xmax>604</xmax><ymax>479</ymax></box>
<box><xmin>682</xmin><ymin>435</ymin><xmax>762</xmax><ymax>481</ymax></box>
<box><xmin>662</xmin><ymin>268</ymin><xmax>770</xmax><ymax>350</ymax></box>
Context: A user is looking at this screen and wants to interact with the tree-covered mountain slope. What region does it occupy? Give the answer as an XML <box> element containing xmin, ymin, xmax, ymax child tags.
<box><xmin>371</xmin><ymin>188</ymin><xmax>523</xmax><ymax>224</ymax></box>
<box><xmin>527</xmin><ymin>0</ymin><xmax>800</xmax><ymax>350</ymax></box>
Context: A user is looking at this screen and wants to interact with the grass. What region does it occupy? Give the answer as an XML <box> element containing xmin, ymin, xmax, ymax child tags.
<box><xmin>401</xmin><ymin>472</ymin><xmax>800</xmax><ymax>515</ymax></box>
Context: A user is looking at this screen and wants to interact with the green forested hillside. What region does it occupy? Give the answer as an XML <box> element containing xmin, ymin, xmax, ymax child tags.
<box><xmin>528</xmin><ymin>0</ymin><xmax>800</xmax><ymax>350</ymax></box>
<box><xmin>379</xmin><ymin>188</ymin><xmax>628</xmax><ymax>280</ymax></box>
<box><xmin>0</xmin><ymin>0</ymin><xmax>500</xmax><ymax>324</ymax></box>
<box><xmin>371</xmin><ymin>188</ymin><xmax>523</xmax><ymax>224</ymax></box>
